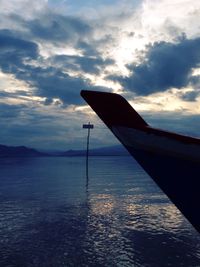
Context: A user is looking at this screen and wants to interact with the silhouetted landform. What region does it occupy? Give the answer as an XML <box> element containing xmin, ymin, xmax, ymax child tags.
<box><xmin>60</xmin><ymin>145</ymin><xmax>129</xmax><ymax>157</ymax></box>
<box><xmin>0</xmin><ymin>144</ymin><xmax>129</xmax><ymax>157</ymax></box>
<box><xmin>0</xmin><ymin>144</ymin><xmax>48</xmax><ymax>157</ymax></box>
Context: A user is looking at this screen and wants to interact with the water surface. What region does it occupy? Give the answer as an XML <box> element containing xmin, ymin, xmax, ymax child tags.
<box><xmin>0</xmin><ymin>156</ymin><xmax>199</xmax><ymax>266</ymax></box>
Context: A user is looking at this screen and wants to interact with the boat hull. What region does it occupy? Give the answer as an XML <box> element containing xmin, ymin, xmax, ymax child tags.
<box><xmin>127</xmin><ymin>145</ymin><xmax>200</xmax><ymax>232</ymax></box>
<box><xmin>81</xmin><ymin>90</ymin><xmax>200</xmax><ymax>233</ymax></box>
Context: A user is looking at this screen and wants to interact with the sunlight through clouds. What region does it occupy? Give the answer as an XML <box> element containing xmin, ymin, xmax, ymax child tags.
<box><xmin>0</xmin><ymin>72</ymin><xmax>30</xmax><ymax>93</ymax></box>
<box><xmin>131</xmin><ymin>88</ymin><xmax>200</xmax><ymax>113</ymax></box>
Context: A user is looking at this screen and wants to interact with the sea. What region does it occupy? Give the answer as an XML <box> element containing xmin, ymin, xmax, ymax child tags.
<box><xmin>0</xmin><ymin>156</ymin><xmax>200</xmax><ymax>267</ymax></box>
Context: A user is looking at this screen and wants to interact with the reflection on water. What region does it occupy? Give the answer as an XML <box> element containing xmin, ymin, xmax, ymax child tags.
<box><xmin>0</xmin><ymin>156</ymin><xmax>199</xmax><ymax>266</ymax></box>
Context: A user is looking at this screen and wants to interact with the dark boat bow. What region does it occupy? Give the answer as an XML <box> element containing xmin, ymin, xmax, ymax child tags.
<box><xmin>81</xmin><ymin>90</ymin><xmax>200</xmax><ymax>234</ymax></box>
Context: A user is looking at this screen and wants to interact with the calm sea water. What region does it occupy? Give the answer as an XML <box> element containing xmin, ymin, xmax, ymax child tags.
<box><xmin>0</xmin><ymin>156</ymin><xmax>200</xmax><ymax>267</ymax></box>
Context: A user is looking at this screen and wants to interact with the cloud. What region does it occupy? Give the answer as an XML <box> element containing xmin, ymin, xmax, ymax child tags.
<box><xmin>141</xmin><ymin>0</ymin><xmax>200</xmax><ymax>40</ymax></box>
<box><xmin>180</xmin><ymin>89</ymin><xmax>200</xmax><ymax>102</ymax></box>
<box><xmin>30</xmin><ymin>68</ymin><xmax>112</xmax><ymax>106</ymax></box>
<box><xmin>25</xmin><ymin>66</ymin><xmax>89</xmax><ymax>105</ymax></box>
<box><xmin>0</xmin><ymin>30</ymin><xmax>38</xmax><ymax>72</ymax></box>
<box><xmin>0</xmin><ymin>29</ymin><xmax>113</xmax><ymax>106</ymax></box>
<box><xmin>52</xmin><ymin>54</ymin><xmax>114</xmax><ymax>74</ymax></box>
<box><xmin>0</xmin><ymin>103</ymin><xmax>27</xmax><ymax>119</ymax></box>
<box><xmin>27</xmin><ymin>14</ymin><xmax>92</xmax><ymax>44</ymax></box>
<box><xmin>110</xmin><ymin>36</ymin><xmax>200</xmax><ymax>95</ymax></box>
<box><xmin>0</xmin><ymin>100</ymin><xmax>117</xmax><ymax>150</ymax></box>
<box><xmin>1</xmin><ymin>0</ymin><xmax>200</xmax><ymax>149</ymax></box>
<box><xmin>0</xmin><ymin>0</ymin><xmax>47</xmax><ymax>19</ymax></box>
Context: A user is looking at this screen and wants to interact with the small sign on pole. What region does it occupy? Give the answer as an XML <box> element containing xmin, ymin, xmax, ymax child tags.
<box><xmin>83</xmin><ymin>124</ymin><xmax>94</xmax><ymax>129</ymax></box>
<box><xmin>83</xmin><ymin>122</ymin><xmax>94</xmax><ymax>181</ymax></box>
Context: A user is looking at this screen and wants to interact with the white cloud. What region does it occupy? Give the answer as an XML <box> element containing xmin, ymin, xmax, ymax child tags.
<box><xmin>0</xmin><ymin>72</ymin><xmax>30</xmax><ymax>93</ymax></box>
<box><xmin>131</xmin><ymin>87</ymin><xmax>200</xmax><ymax>114</ymax></box>
<box><xmin>141</xmin><ymin>0</ymin><xmax>200</xmax><ymax>40</ymax></box>
<box><xmin>0</xmin><ymin>0</ymin><xmax>47</xmax><ymax>18</ymax></box>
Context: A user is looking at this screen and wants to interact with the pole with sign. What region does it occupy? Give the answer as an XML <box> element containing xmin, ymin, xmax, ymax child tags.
<box><xmin>83</xmin><ymin>122</ymin><xmax>94</xmax><ymax>180</ymax></box>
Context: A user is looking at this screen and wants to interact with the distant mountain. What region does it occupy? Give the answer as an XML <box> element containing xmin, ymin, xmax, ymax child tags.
<box><xmin>60</xmin><ymin>145</ymin><xmax>129</xmax><ymax>157</ymax></box>
<box><xmin>0</xmin><ymin>144</ymin><xmax>48</xmax><ymax>157</ymax></box>
<box><xmin>0</xmin><ymin>144</ymin><xmax>129</xmax><ymax>157</ymax></box>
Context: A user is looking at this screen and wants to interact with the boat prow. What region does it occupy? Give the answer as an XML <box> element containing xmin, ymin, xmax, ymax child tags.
<box><xmin>81</xmin><ymin>90</ymin><xmax>200</xmax><ymax>234</ymax></box>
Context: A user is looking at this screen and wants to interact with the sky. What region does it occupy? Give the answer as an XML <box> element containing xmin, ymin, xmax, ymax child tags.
<box><xmin>1</xmin><ymin>0</ymin><xmax>200</xmax><ymax>150</ymax></box>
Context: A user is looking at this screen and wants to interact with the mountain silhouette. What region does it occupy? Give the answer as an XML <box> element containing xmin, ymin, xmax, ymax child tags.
<box><xmin>0</xmin><ymin>144</ymin><xmax>48</xmax><ymax>157</ymax></box>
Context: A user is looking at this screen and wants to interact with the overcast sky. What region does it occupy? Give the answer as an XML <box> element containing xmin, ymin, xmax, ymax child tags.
<box><xmin>1</xmin><ymin>0</ymin><xmax>200</xmax><ymax>150</ymax></box>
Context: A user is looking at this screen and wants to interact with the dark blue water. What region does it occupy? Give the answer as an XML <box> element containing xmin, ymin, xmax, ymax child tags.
<box><xmin>0</xmin><ymin>156</ymin><xmax>199</xmax><ymax>267</ymax></box>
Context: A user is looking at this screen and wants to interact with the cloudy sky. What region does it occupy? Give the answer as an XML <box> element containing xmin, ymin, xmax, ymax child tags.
<box><xmin>1</xmin><ymin>0</ymin><xmax>200</xmax><ymax>150</ymax></box>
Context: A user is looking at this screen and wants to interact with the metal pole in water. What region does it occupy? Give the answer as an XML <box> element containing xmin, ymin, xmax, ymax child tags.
<box><xmin>83</xmin><ymin>122</ymin><xmax>94</xmax><ymax>181</ymax></box>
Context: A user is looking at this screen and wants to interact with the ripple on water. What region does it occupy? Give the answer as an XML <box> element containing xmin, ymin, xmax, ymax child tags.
<box><xmin>0</xmin><ymin>156</ymin><xmax>200</xmax><ymax>267</ymax></box>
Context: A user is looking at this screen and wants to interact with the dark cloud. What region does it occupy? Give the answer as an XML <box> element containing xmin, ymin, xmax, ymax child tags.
<box><xmin>0</xmin><ymin>103</ymin><xmax>27</xmax><ymax>119</ymax></box>
<box><xmin>6</xmin><ymin>14</ymin><xmax>105</xmax><ymax>57</ymax></box>
<box><xmin>110</xmin><ymin>37</ymin><xmax>200</xmax><ymax>95</ymax></box>
<box><xmin>27</xmin><ymin>14</ymin><xmax>92</xmax><ymax>43</ymax></box>
<box><xmin>14</xmin><ymin>64</ymin><xmax>111</xmax><ymax>106</ymax></box>
<box><xmin>180</xmin><ymin>90</ymin><xmax>200</xmax><ymax>102</ymax></box>
<box><xmin>53</xmin><ymin>54</ymin><xmax>114</xmax><ymax>74</ymax></box>
<box><xmin>4</xmin><ymin>13</ymin><xmax>94</xmax><ymax>50</ymax></box>
<box><xmin>28</xmin><ymin>66</ymin><xmax>112</xmax><ymax>105</ymax></box>
<box><xmin>0</xmin><ymin>30</ymin><xmax>111</xmax><ymax>105</ymax></box>
<box><xmin>25</xmin><ymin>66</ymin><xmax>89</xmax><ymax>105</ymax></box>
<box><xmin>0</xmin><ymin>102</ymin><xmax>65</xmax><ymax>148</ymax></box>
<box><xmin>189</xmin><ymin>75</ymin><xmax>200</xmax><ymax>88</ymax></box>
<box><xmin>0</xmin><ymin>30</ymin><xmax>38</xmax><ymax>73</ymax></box>
<box><xmin>76</xmin><ymin>41</ymin><xmax>100</xmax><ymax>57</ymax></box>
<box><xmin>0</xmin><ymin>13</ymin><xmax>114</xmax><ymax>107</ymax></box>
